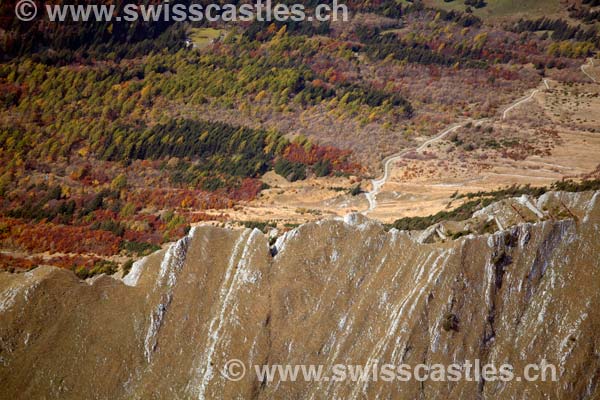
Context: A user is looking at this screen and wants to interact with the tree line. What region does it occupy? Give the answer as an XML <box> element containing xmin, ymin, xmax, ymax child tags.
<box><xmin>512</xmin><ymin>18</ymin><xmax>599</xmax><ymax>45</ymax></box>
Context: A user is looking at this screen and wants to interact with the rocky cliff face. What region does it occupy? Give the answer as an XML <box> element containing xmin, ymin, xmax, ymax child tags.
<box><xmin>1</xmin><ymin>191</ymin><xmax>599</xmax><ymax>399</ymax></box>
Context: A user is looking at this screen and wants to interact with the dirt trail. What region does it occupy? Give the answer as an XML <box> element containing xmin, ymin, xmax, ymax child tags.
<box><xmin>363</xmin><ymin>80</ymin><xmax>549</xmax><ymax>214</ymax></box>
<box><xmin>364</xmin><ymin>123</ymin><xmax>465</xmax><ymax>214</ymax></box>
<box><xmin>581</xmin><ymin>58</ymin><xmax>597</xmax><ymax>83</ymax></box>
<box><xmin>363</xmin><ymin>60</ymin><xmax>599</xmax><ymax>215</ymax></box>
<box><xmin>502</xmin><ymin>88</ymin><xmax>540</xmax><ymax>119</ymax></box>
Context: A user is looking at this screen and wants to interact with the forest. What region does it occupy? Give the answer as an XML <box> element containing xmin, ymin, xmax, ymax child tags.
<box><xmin>1</xmin><ymin>0</ymin><xmax>599</xmax><ymax>275</ymax></box>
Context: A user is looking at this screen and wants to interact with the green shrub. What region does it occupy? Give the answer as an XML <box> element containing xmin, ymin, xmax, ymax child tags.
<box><xmin>387</xmin><ymin>198</ymin><xmax>495</xmax><ymax>231</ymax></box>
<box><xmin>349</xmin><ymin>185</ymin><xmax>363</xmax><ymax>196</ymax></box>
<box><xmin>314</xmin><ymin>159</ymin><xmax>332</xmax><ymax>177</ymax></box>
<box><xmin>91</xmin><ymin>219</ymin><xmax>125</xmax><ymax>237</ymax></box>
<box><xmin>442</xmin><ymin>313</ymin><xmax>459</xmax><ymax>332</ymax></box>
<box><xmin>274</xmin><ymin>159</ymin><xmax>307</xmax><ymax>182</ymax></box>
<box><xmin>551</xmin><ymin>179</ymin><xmax>600</xmax><ymax>192</ymax></box>
<box><xmin>120</xmin><ymin>241</ymin><xmax>161</xmax><ymax>256</ymax></box>
<box><xmin>241</xmin><ymin>221</ymin><xmax>276</xmax><ymax>232</ymax></box>
<box><xmin>122</xmin><ymin>259</ymin><xmax>134</xmax><ymax>277</ymax></box>
<box><xmin>73</xmin><ymin>260</ymin><xmax>118</xmax><ymax>280</ymax></box>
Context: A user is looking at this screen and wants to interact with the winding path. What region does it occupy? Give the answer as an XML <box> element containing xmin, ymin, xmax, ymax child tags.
<box><xmin>363</xmin><ymin>59</ymin><xmax>598</xmax><ymax>215</ymax></box>
<box><xmin>363</xmin><ymin>79</ymin><xmax>550</xmax><ymax>214</ymax></box>
<box><xmin>502</xmin><ymin>88</ymin><xmax>540</xmax><ymax>120</ymax></box>
<box><xmin>364</xmin><ymin>123</ymin><xmax>466</xmax><ymax>214</ymax></box>
<box><xmin>581</xmin><ymin>58</ymin><xmax>597</xmax><ymax>83</ymax></box>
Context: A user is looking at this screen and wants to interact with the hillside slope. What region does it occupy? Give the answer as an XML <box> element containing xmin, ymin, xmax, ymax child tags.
<box><xmin>0</xmin><ymin>190</ymin><xmax>599</xmax><ymax>399</ymax></box>
<box><xmin>422</xmin><ymin>0</ymin><xmax>564</xmax><ymax>21</ymax></box>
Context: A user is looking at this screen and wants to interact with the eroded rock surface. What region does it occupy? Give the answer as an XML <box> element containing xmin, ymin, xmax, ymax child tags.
<box><xmin>1</xmin><ymin>191</ymin><xmax>599</xmax><ymax>399</ymax></box>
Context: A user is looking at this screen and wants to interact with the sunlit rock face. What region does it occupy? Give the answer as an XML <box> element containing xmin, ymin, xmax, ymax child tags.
<box><xmin>1</xmin><ymin>191</ymin><xmax>599</xmax><ymax>399</ymax></box>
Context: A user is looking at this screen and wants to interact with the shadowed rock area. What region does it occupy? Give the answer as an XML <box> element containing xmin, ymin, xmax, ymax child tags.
<box><xmin>1</xmin><ymin>191</ymin><xmax>599</xmax><ymax>399</ymax></box>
